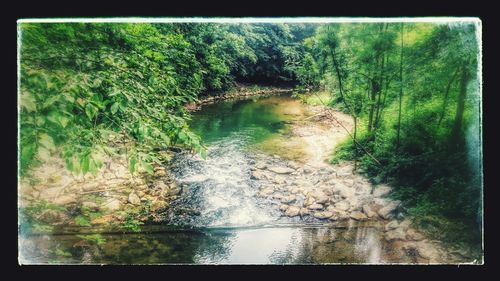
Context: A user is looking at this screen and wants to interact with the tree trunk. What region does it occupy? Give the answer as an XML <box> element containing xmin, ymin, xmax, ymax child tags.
<box><xmin>438</xmin><ymin>67</ymin><xmax>460</xmax><ymax>126</ymax></box>
<box><xmin>450</xmin><ymin>64</ymin><xmax>470</xmax><ymax>147</ymax></box>
<box><xmin>396</xmin><ymin>23</ymin><xmax>404</xmax><ymax>149</ymax></box>
<box><xmin>353</xmin><ymin>116</ymin><xmax>358</xmax><ymax>171</ymax></box>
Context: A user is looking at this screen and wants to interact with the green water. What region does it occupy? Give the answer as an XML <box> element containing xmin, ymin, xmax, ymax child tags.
<box><xmin>189</xmin><ymin>94</ymin><xmax>297</xmax><ymax>145</ymax></box>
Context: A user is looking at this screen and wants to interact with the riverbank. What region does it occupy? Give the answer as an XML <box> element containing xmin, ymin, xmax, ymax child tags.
<box><xmin>185</xmin><ymin>84</ymin><xmax>293</xmax><ymax>111</ymax></box>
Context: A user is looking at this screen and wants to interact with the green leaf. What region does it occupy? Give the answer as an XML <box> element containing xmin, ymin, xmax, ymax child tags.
<box><xmin>142</xmin><ymin>161</ymin><xmax>154</xmax><ymax>175</ymax></box>
<box><xmin>129</xmin><ymin>156</ymin><xmax>137</xmax><ymax>174</ymax></box>
<box><xmin>81</xmin><ymin>155</ymin><xmax>90</xmax><ymax>174</ymax></box>
<box><xmin>42</xmin><ymin>95</ymin><xmax>60</xmax><ymax>109</ymax></box>
<box><xmin>20</xmin><ymin>92</ymin><xmax>36</xmax><ymax>113</ymax></box>
<box><xmin>85</xmin><ymin>103</ymin><xmax>98</xmax><ymax>120</ymax></box>
<box><xmin>37</xmin><ymin>147</ymin><xmax>51</xmax><ymax>161</ymax></box>
<box><xmin>39</xmin><ymin>133</ymin><xmax>56</xmax><ymax>151</ymax></box>
<box><xmin>110</xmin><ymin>102</ymin><xmax>120</xmax><ymax>115</ymax></box>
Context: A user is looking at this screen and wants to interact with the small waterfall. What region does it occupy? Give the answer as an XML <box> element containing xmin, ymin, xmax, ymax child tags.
<box><xmin>354</xmin><ymin>226</ymin><xmax>383</xmax><ymax>264</ymax></box>
<box><xmin>171</xmin><ymin>138</ymin><xmax>280</xmax><ymax>227</ymax></box>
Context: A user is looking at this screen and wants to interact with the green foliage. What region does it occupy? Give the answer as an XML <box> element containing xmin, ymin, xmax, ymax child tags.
<box><xmin>19</xmin><ymin>22</ymin><xmax>314</xmax><ymax>176</ymax></box>
<box><xmin>297</xmin><ymin>22</ymin><xmax>481</xmax><ymax>243</ymax></box>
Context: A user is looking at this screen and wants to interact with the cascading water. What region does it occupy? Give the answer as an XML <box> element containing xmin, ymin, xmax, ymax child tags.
<box><xmin>169</xmin><ymin>138</ymin><xmax>283</xmax><ymax>228</ymax></box>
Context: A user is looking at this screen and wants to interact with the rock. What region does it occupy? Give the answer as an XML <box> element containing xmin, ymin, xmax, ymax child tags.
<box><xmin>103</xmin><ymin>198</ymin><xmax>121</xmax><ymax>211</ymax></box>
<box><xmin>303</xmin><ymin>167</ymin><xmax>313</xmax><ymax>174</ymax></box>
<box><xmin>281</xmin><ymin>195</ymin><xmax>296</xmax><ymax>204</ymax></box>
<box><xmin>362</xmin><ymin>204</ymin><xmax>379</xmax><ymax>218</ymax></box>
<box><xmin>154</xmin><ymin>180</ymin><xmax>169</xmax><ymax>190</ymax></box>
<box><xmin>272</xmin><ymin>176</ymin><xmax>286</xmax><ymax>184</ymax></box>
<box><xmin>52</xmin><ymin>194</ymin><xmax>77</xmax><ymax>205</ymax></box>
<box><xmin>285</xmin><ymin>206</ymin><xmax>301</xmax><ymax>217</ymax></box>
<box><xmin>82</xmin><ymin>201</ymin><xmax>99</xmax><ymax>209</ymax></box>
<box><xmin>251</xmin><ymin>170</ymin><xmax>267</xmax><ymax>180</ymax></box>
<box><xmin>289</xmin><ymin>187</ymin><xmax>301</xmax><ymax>194</ymax></box>
<box><xmin>38</xmin><ymin>209</ymin><xmax>68</xmax><ymax>224</ymax></box>
<box><xmin>299</xmin><ymin>208</ymin><xmax>310</xmax><ymax>216</ymax></box>
<box><xmin>334</xmin><ymin>182</ymin><xmax>356</xmax><ymax>198</ymax></box>
<box><xmin>350</xmin><ymin>211</ymin><xmax>367</xmax><ymax>221</ymax></box>
<box><xmin>279</xmin><ymin>204</ymin><xmax>289</xmax><ymax>211</ymax></box>
<box><xmin>82</xmin><ymin>182</ymin><xmax>100</xmax><ymax>192</ymax></box>
<box><xmin>373</xmin><ymin>184</ymin><xmax>392</xmax><ymax>197</ymax></box>
<box><xmin>303</xmin><ymin>195</ymin><xmax>316</xmax><ymax>206</ymax></box>
<box><xmin>151</xmin><ymin>200</ymin><xmax>168</xmax><ymax>211</ymax></box>
<box><xmin>307</xmin><ymin>203</ymin><xmax>324</xmax><ymax>210</ymax></box>
<box><xmin>309</xmin><ymin>191</ymin><xmax>329</xmax><ymax>204</ymax></box>
<box><xmin>407</xmin><ymin>228</ymin><xmax>425</xmax><ymax>241</ymax></box>
<box><xmin>268</xmin><ymin>166</ymin><xmax>295</xmax><ymax>174</ymax></box>
<box><xmin>255</xmin><ymin>161</ymin><xmax>267</xmax><ymax>169</ymax></box>
<box><xmin>39</xmin><ymin>187</ymin><xmax>63</xmax><ymax>200</ymax></box>
<box><xmin>334</xmin><ymin>200</ymin><xmax>350</xmax><ymax>211</ymax></box>
<box><xmin>385</xmin><ymin>227</ymin><xmax>407</xmax><ymax>241</ymax></box>
<box><xmin>91</xmin><ymin>214</ymin><xmax>114</xmax><ymax>225</ymax></box>
<box><xmin>399</xmin><ymin>219</ymin><xmax>412</xmax><ymax>230</ymax></box>
<box><xmin>168</xmin><ymin>187</ymin><xmax>182</xmax><ymax>196</ymax></box>
<box><xmin>137</xmin><ymin>184</ymin><xmax>148</xmax><ymax>191</ymax></box>
<box><xmin>154</xmin><ymin>169</ymin><xmax>167</xmax><ymax>177</ymax></box>
<box><xmin>313</xmin><ymin>211</ymin><xmax>334</xmax><ymax>219</ymax></box>
<box><xmin>258</xmin><ymin>186</ymin><xmax>274</xmax><ymax>197</ymax></box>
<box><xmin>127</xmin><ymin>192</ymin><xmax>141</xmax><ymax>205</ymax></box>
<box><xmin>377</xmin><ymin>201</ymin><xmax>401</xmax><ymax>220</ymax></box>
<box><xmin>414</xmin><ymin>242</ymin><xmax>441</xmax><ymax>260</ymax></box>
<box><xmin>385</xmin><ymin>220</ymin><xmax>400</xmax><ymax>231</ymax></box>
<box><xmin>288</xmin><ymin>161</ymin><xmax>301</xmax><ymax>170</ymax></box>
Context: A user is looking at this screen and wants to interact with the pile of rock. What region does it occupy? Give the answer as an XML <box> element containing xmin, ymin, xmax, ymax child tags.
<box><xmin>249</xmin><ymin>155</ymin><xmax>404</xmax><ymax>225</ymax></box>
<box><xmin>19</xmin><ymin>154</ymin><xmax>180</xmax><ymax>227</ymax></box>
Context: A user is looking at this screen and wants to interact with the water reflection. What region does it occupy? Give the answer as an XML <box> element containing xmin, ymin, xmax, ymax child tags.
<box><xmin>20</xmin><ymin>225</ymin><xmax>391</xmax><ymax>264</ymax></box>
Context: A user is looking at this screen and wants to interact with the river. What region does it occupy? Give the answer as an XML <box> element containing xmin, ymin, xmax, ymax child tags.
<box><xmin>19</xmin><ymin>93</ymin><xmax>477</xmax><ymax>264</ymax></box>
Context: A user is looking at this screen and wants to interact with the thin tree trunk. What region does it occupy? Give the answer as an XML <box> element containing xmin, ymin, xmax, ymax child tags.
<box><xmin>450</xmin><ymin>64</ymin><xmax>470</xmax><ymax>147</ymax></box>
<box><xmin>396</xmin><ymin>23</ymin><xmax>404</xmax><ymax>149</ymax></box>
<box><xmin>353</xmin><ymin>116</ymin><xmax>358</xmax><ymax>171</ymax></box>
<box><xmin>438</xmin><ymin>67</ymin><xmax>460</xmax><ymax>126</ymax></box>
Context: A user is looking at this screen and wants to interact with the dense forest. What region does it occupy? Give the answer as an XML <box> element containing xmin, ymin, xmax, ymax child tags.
<box><xmin>19</xmin><ymin>22</ymin><xmax>481</xmax><ymax>244</ymax></box>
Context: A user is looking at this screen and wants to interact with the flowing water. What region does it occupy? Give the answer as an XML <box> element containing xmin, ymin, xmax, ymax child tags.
<box><xmin>20</xmin><ymin>93</ymin><xmax>392</xmax><ymax>264</ymax></box>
